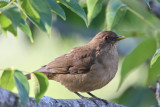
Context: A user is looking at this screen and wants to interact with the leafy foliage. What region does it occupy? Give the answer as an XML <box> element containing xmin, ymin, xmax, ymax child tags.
<box><xmin>147</xmin><ymin>49</ymin><xmax>160</xmax><ymax>85</ymax></box>
<box><xmin>145</xmin><ymin>0</ymin><xmax>151</xmax><ymax>8</ymax></box>
<box><xmin>2</xmin><ymin>6</ymin><xmax>33</xmax><ymax>42</ymax></box>
<box><xmin>106</xmin><ymin>0</ymin><xmax>127</xmax><ymax>30</ymax></box>
<box><xmin>87</xmin><ymin>0</ymin><xmax>103</xmax><ymax>26</ymax></box>
<box><xmin>18</xmin><ymin>0</ymin><xmax>52</xmax><ymax>35</ymax></box>
<box><xmin>118</xmin><ymin>37</ymin><xmax>157</xmax><ymax>89</ymax></box>
<box><xmin>0</xmin><ymin>10</ymin><xmax>17</xmax><ymax>36</ymax></box>
<box><xmin>46</xmin><ymin>0</ymin><xmax>66</xmax><ymax>20</ymax></box>
<box><xmin>0</xmin><ymin>0</ymin><xmax>87</xmax><ymax>42</ymax></box>
<box><xmin>0</xmin><ymin>69</ymin><xmax>49</xmax><ymax>105</ymax></box>
<box><xmin>0</xmin><ymin>1</ymin><xmax>9</xmax><ymax>8</ymax></box>
<box><xmin>1</xmin><ymin>0</ymin><xmax>160</xmax><ymax>105</ymax></box>
<box><xmin>32</xmin><ymin>72</ymin><xmax>49</xmax><ymax>103</ymax></box>
<box><xmin>59</xmin><ymin>0</ymin><xmax>87</xmax><ymax>25</ymax></box>
<box><xmin>14</xmin><ymin>70</ymin><xmax>29</xmax><ymax>106</ymax></box>
<box><xmin>0</xmin><ymin>68</ymin><xmax>15</xmax><ymax>91</ymax></box>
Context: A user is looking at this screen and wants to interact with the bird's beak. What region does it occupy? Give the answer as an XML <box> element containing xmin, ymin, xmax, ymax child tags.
<box><xmin>116</xmin><ymin>35</ymin><xmax>126</xmax><ymax>40</ymax></box>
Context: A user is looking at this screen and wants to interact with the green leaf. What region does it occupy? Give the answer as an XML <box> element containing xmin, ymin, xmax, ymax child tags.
<box><xmin>0</xmin><ymin>1</ymin><xmax>8</xmax><ymax>8</ymax></box>
<box><xmin>150</xmin><ymin>49</ymin><xmax>160</xmax><ymax>66</ymax></box>
<box><xmin>2</xmin><ymin>7</ymin><xmax>33</xmax><ymax>42</ymax></box>
<box><xmin>145</xmin><ymin>0</ymin><xmax>151</xmax><ymax>8</ymax></box>
<box><xmin>20</xmin><ymin>10</ymin><xmax>27</xmax><ymax>20</ymax></box>
<box><xmin>0</xmin><ymin>13</ymin><xmax>11</xmax><ymax>28</ymax></box>
<box><xmin>29</xmin><ymin>0</ymin><xmax>52</xmax><ymax>34</ymax></box>
<box><xmin>59</xmin><ymin>0</ymin><xmax>87</xmax><ymax>26</ymax></box>
<box><xmin>2</xmin><ymin>24</ymin><xmax>17</xmax><ymax>37</ymax></box>
<box><xmin>32</xmin><ymin>72</ymin><xmax>49</xmax><ymax>103</ymax></box>
<box><xmin>17</xmin><ymin>0</ymin><xmax>40</xmax><ymax>22</ymax></box>
<box><xmin>87</xmin><ymin>0</ymin><xmax>103</xmax><ymax>26</ymax></box>
<box><xmin>118</xmin><ymin>37</ymin><xmax>157</xmax><ymax>90</ymax></box>
<box><xmin>18</xmin><ymin>0</ymin><xmax>52</xmax><ymax>34</ymax></box>
<box><xmin>0</xmin><ymin>13</ymin><xmax>17</xmax><ymax>36</ymax></box>
<box><xmin>46</xmin><ymin>0</ymin><xmax>66</xmax><ymax>20</ymax></box>
<box><xmin>0</xmin><ymin>68</ymin><xmax>15</xmax><ymax>91</ymax></box>
<box><xmin>158</xmin><ymin>0</ymin><xmax>160</xmax><ymax>3</ymax></box>
<box><xmin>147</xmin><ymin>49</ymin><xmax>160</xmax><ymax>85</ymax></box>
<box><xmin>106</xmin><ymin>0</ymin><xmax>127</xmax><ymax>30</ymax></box>
<box><xmin>14</xmin><ymin>70</ymin><xmax>29</xmax><ymax>106</ymax></box>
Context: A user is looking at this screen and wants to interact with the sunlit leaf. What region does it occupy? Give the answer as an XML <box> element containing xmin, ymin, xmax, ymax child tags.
<box><xmin>0</xmin><ymin>13</ymin><xmax>17</xmax><ymax>36</ymax></box>
<box><xmin>150</xmin><ymin>49</ymin><xmax>160</xmax><ymax>66</ymax></box>
<box><xmin>106</xmin><ymin>0</ymin><xmax>127</xmax><ymax>30</ymax></box>
<box><xmin>46</xmin><ymin>0</ymin><xmax>66</xmax><ymax>20</ymax></box>
<box><xmin>118</xmin><ymin>37</ymin><xmax>157</xmax><ymax>90</ymax></box>
<box><xmin>2</xmin><ymin>7</ymin><xmax>33</xmax><ymax>42</ymax></box>
<box><xmin>145</xmin><ymin>0</ymin><xmax>151</xmax><ymax>8</ymax></box>
<box><xmin>14</xmin><ymin>70</ymin><xmax>29</xmax><ymax>106</ymax></box>
<box><xmin>113</xmin><ymin>87</ymin><xmax>156</xmax><ymax>106</ymax></box>
<box><xmin>59</xmin><ymin>0</ymin><xmax>87</xmax><ymax>26</ymax></box>
<box><xmin>32</xmin><ymin>72</ymin><xmax>49</xmax><ymax>103</ymax></box>
<box><xmin>29</xmin><ymin>0</ymin><xmax>52</xmax><ymax>34</ymax></box>
<box><xmin>0</xmin><ymin>68</ymin><xmax>15</xmax><ymax>91</ymax></box>
<box><xmin>0</xmin><ymin>13</ymin><xmax>11</xmax><ymax>27</ymax></box>
<box><xmin>1</xmin><ymin>24</ymin><xmax>17</xmax><ymax>37</ymax></box>
<box><xmin>147</xmin><ymin>49</ymin><xmax>160</xmax><ymax>85</ymax></box>
<box><xmin>18</xmin><ymin>0</ymin><xmax>52</xmax><ymax>34</ymax></box>
<box><xmin>20</xmin><ymin>10</ymin><xmax>27</xmax><ymax>20</ymax></box>
<box><xmin>0</xmin><ymin>1</ymin><xmax>8</xmax><ymax>8</ymax></box>
<box><xmin>87</xmin><ymin>0</ymin><xmax>103</xmax><ymax>26</ymax></box>
<box><xmin>17</xmin><ymin>0</ymin><xmax>40</xmax><ymax>22</ymax></box>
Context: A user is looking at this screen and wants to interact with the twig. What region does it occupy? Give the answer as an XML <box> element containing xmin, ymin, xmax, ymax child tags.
<box><xmin>127</xmin><ymin>6</ymin><xmax>158</xmax><ymax>31</ymax></box>
<box><xmin>2</xmin><ymin>0</ymin><xmax>16</xmax><ymax>9</ymax></box>
<box><xmin>149</xmin><ymin>81</ymin><xmax>160</xmax><ymax>106</ymax></box>
<box><xmin>146</xmin><ymin>0</ymin><xmax>160</xmax><ymax>19</ymax></box>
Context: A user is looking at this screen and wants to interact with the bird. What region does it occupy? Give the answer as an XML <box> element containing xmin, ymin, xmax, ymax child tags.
<box><xmin>26</xmin><ymin>31</ymin><xmax>125</xmax><ymax>104</ymax></box>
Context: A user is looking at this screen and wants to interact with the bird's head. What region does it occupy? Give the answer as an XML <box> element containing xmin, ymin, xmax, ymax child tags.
<box><xmin>89</xmin><ymin>31</ymin><xmax>125</xmax><ymax>49</ymax></box>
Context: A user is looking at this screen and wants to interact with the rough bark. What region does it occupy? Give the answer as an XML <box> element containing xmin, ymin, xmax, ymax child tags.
<box><xmin>0</xmin><ymin>88</ymin><xmax>126</xmax><ymax>107</ymax></box>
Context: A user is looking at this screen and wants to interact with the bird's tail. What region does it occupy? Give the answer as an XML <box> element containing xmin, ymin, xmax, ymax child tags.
<box><xmin>26</xmin><ymin>73</ymin><xmax>31</xmax><ymax>80</ymax></box>
<box><xmin>25</xmin><ymin>65</ymin><xmax>51</xmax><ymax>80</ymax></box>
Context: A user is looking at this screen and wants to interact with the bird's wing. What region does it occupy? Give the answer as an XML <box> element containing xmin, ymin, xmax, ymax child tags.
<box><xmin>38</xmin><ymin>47</ymin><xmax>96</xmax><ymax>74</ymax></box>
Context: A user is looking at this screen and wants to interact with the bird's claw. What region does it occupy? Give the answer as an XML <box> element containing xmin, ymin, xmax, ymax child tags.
<box><xmin>81</xmin><ymin>97</ymin><xmax>108</xmax><ymax>106</ymax></box>
<box><xmin>90</xmin><ymin>97</ymin><xmax>109</xmax><ymax>105</ymax></box>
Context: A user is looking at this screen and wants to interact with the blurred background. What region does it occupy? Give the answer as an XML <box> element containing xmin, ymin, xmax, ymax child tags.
<box><xmin>0</xmin><ymin>0</ymin><xmax>159</xmax><ymax>106</ymax></box>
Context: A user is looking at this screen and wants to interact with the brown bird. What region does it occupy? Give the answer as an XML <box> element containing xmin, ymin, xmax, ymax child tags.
<box><xmin>26</xmin><ymin>31</ymin><xmax>125</xmax><ymax>103</ymax></box>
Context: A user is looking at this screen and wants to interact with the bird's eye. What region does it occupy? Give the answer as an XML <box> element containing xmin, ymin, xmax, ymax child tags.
<box><xmin>103</xmin><ymin>36</ymin><xmax>109</xmax><ymax>40</ymax></box>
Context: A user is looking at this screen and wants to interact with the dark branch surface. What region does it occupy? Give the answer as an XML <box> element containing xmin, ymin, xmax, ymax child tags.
<box><xmin>149</xmin><ymin>0</ymin><xmax>160</xmax><ymax>19</ymax></box>
<box><xmin>143</xmin><ymin>0</ymin><xmax>160</xmax><ymax>19</ymax></box>
<box><xmin>0</xmin><ymin>88</ymin><xmax>126</xmax><ymax>107</ymax></box>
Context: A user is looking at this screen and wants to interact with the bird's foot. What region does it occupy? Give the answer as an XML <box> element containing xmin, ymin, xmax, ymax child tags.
<box><xmin>74</xmin><ymin>92</ymin><xmax>109</xmax><ymax>106</ymax></box>
<box><xmin>87</xmin><ymin>92</ymin><xmax>108</xmax><ymax>105</ymax></box>
<box><xmin>90</xmin><ymin>97</ymin><xmax>109</xmax><ymax>105</ymax></box>
<box><xmin>81</xmin><ymin>97</ymin><xmax>100</xmax><ymax>106</ymax></box>
<box><xmin>82</xmin><ymin>97</ymin><xmax>109</xmax><ymax>106</ymax></box>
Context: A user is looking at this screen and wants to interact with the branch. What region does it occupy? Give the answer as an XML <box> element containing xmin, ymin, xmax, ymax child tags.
<box><xmin>143</xmin><ymin>0</ymin><xmax>160</xmax><ymax>19</ymax></box>
<box><xmin>149</xmin><ymin>81</ymin><xmax>160</xmax><ymax>106</ymax></box>
<box><xmin>149</xmin><ymin>0</ymin><xmax>160</xmax><ymax>19</ymax></box>
<box><xmin>0</xmin><ymin>88</ymin><xmax>126</xmax><ymax>107</ymax></box>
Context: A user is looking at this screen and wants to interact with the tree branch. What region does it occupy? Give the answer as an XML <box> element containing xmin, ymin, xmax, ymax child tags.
<box><xmin>0</xmin><ymin>88</ymin><xmax>126</xmax><ymax>107</ymax></box>
<box><xmin>149</xmin><ymin>81</ymin><xmax>160</xmax><ymax>106</ymax></box>
<box><xmin>143</xmin><ymin>0</ymin><xmax>160</xmax><ymax>19</ymax></box>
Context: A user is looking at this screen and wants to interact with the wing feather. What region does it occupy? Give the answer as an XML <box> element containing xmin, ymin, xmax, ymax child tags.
<box><xmin>43</xmin><ymin>46</ymin><xmax>96</xmax><ymax>74</ymax></box>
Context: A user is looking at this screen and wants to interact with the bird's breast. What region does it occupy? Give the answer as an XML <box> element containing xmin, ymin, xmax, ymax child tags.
<box><xmin>86</xmin><ymin>50</ymin><xmax>118</xmax><ymax>91</ymax></box>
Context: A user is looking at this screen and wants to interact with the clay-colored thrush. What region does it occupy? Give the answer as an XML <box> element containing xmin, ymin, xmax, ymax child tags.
<box><xmin>26</xmin><ymin>31</ymin><xmax>125</xmax><ymax>103</ymax></box>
